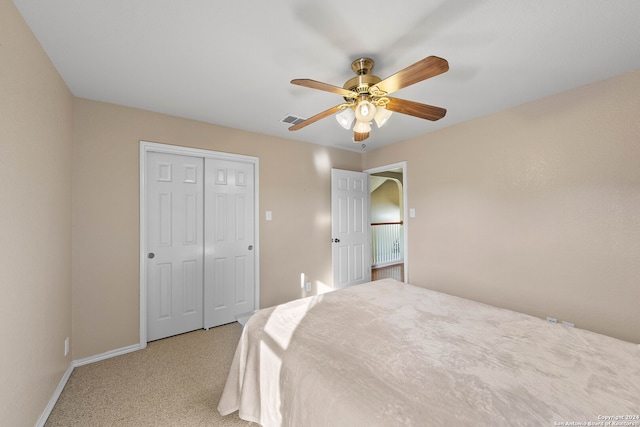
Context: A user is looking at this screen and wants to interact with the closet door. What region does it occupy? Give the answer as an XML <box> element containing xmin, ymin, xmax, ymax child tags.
<box><xmin>204</xmin><ymin>158</ymin><xmax>255</xmax><ymax>328</ymax></box>
<box><xmin>146</xmin><ymin>152</ymin><xmax>204</xmax><ymax>341</ymax></box>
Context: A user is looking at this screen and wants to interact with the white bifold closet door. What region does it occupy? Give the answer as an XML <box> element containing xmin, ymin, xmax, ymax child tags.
<box><xmin>146</xmin><ymin>152</ymin><xmax>254</xmax><ymax>341</ymax></box>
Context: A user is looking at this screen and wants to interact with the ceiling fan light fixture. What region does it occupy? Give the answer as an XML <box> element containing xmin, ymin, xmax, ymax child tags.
<box><xmin>289</xmin><ymin>55</ymin><xmax>449</xmax><ymax>145</ymax></box>
<box><xmin>373</xmin><ymin>107</ymin><xmax>393</xmax><ymax>128</ymax></box>
<box><xmin>335</xmin><ymin>108</ymin><xmax>355</xmax><ymax>130</ymax></box>
<box><xmin>354</xmin><ymin>100</ymin><xmax>377</xmax><ymax>122</ymax></box>
<box><xmin>353</xmin><ymin>120</ymin><xmax>371</xmax><ymax>134</ymax></box>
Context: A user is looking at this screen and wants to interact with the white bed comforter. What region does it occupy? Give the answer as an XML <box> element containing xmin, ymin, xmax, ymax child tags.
<box><xmin>218</xmin><ymin>279</ymin><xmax>639</xmax><ymax>426</ymax></box>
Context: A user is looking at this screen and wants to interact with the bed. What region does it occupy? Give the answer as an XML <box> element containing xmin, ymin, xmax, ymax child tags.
<box><xmin>218</xmin><ymin>278</ymin><xmax>639</xmax><ymax>426</ymax></box>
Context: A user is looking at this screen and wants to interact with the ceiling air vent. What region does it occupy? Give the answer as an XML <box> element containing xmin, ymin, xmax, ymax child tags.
<box><xmin>281</xmin><ymin>115</ymin><xmax>305</xmax><ymax>125</ymax></box>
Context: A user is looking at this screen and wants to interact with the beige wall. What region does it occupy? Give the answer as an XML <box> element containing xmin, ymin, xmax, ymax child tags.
<box><xmin>364</xmin><ymin>69</ymin><xmax>640</xmax><ymax>343</ymax></box>
<box><xmin>371</xmin><ymin>179</ymin><xmax>402</xmax><ymax>223</ymax></box>
<box><xmin>0</xmin><ymin>0</ymin><xmax>73</xmax><ymax>425</ymax></box>
<box><xmin>72</xmin><ymin>98</ymin><xmax>362</xmax><ymax>359</ymax></box>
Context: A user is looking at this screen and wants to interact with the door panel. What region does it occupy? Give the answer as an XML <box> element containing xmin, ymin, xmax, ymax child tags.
<box><xmin>147</xmin><ymin>152</ymin><xmax>204</xmax><ymax>341</ymax></box>
<box><xmin>157</xmin><ymin>263</ymin><xmax>172</xmax><ymax>318</ymax></box>
<box><xmin>331</xmin><ymin>169</ymin><xmax>371</xmax><ymax>289</ymax></box>
<box><xmin>204</xmin><ymin>158</ymin><xmax>255</xmax><ymax>328</ymax></box>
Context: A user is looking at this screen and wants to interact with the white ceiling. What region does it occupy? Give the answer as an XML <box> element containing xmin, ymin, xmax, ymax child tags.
<box><xmin>13</xmin><ymin>0</ymin><xmax>640</xmax><ymax>152</ymax></box>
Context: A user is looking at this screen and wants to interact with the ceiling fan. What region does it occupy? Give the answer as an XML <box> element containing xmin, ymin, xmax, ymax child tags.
<box><xmin>289</xmin><ymin>55</ymin><xmax>449</xmax><ymax>143</ymax></box>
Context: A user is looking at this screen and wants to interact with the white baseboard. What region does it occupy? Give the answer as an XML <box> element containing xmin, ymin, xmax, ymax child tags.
<box><xmin>34</xmin><ymin>362</ymin><xmax>73</xmax><ymax>427</ymax></box>
<box><xmin>35</xmin><ymin>343</ymin><xmax>143</xmax><ymax>427</ymax></box>
<box><xmin>73</xmin><ymin>343</ymin><xmax>141</xmax><ymax>367</ymax></box>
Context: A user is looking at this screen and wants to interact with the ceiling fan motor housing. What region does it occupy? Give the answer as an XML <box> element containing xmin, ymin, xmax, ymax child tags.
<box><xmin>343</xmin><ymin>57</ymin><xmax>382</xmax><ymax>101</ymax></box>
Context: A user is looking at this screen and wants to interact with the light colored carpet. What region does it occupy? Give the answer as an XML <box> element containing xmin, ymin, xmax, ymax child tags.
<box><xmin>45</xmin><ymin>323</ymin><xmax>256</xmax><ymax>426</ymax></box>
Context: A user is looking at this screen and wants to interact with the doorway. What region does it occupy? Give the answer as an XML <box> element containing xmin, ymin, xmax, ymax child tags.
<box><xmin>365</xmin><ymin>162</ymin><xmax>408</xmax><ymax>283</ymax></box>
<box><xmin>139</xmin><ymin>141</ymin><xmax>260</xmax><ymax>347</ymax></box>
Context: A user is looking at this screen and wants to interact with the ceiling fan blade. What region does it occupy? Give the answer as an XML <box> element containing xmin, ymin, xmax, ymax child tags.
<box><xmin>291</xmin><ymin>79</ymin><xmax>358</xmax><ymax>98</ymax></box>
<box><xmin>370</xmin><ymin>56</ymin><xmax>449</xmax><ymax>95</ymax></box>
<box><xmin>288</xmin><ymin>105</ymin><xmax>343</xmax><ymax>131</ymax></box>
<box><xmin>354</xmin><ymin>131</ymin><xmax>369</xmax><ymax>142</ymax></box>
<box><xmin>386</xmin><ymin>97</ymin><xmax>447</xmax><ymax>121</ymax></box>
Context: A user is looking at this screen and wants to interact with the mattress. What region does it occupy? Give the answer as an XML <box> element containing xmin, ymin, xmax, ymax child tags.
<box><xmin>218</xmin><ymin>278</ymin><xmax>639</xmax><ymax>426</ymax></box>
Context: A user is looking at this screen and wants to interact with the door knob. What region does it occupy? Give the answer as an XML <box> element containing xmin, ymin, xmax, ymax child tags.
<box><xmin>332</xmin><ymin>238</ymin><xmax>340</xmax><ymax>243</ymax></box>
<box><xmin>148</xmin><ymin>252</ymin><xmax>155</xmax><ymax>259</ymax></box>
<box><xmin>248</xmin><ymin>245</ymin><xmax>253</xmax><ymax>250</ymax></box>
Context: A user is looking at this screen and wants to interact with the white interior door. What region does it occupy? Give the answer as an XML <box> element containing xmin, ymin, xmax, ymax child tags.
<box><xmin>331</xmin><ymin>168</ymin><xmax>371</xmax><ymax>288</ymax></box>
<box><xmin>204</xmin><ymin>158</ymin><xmax>255</xmax><ymax>328</ymax></box>
<box><xmin>146</xmin><ymin>152</ymin><xmax>204</xmax><ymax>341</ymax></box>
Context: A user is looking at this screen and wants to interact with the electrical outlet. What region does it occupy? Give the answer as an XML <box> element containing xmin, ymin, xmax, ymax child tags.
<box><xmin>561</xmin><ymin>321</ymin><xmax>575</xmax><ymax>328</ymax></box>
<box><xmin>546</xmin><ymin>317</ymin><xmax>558</xmax><ymax>324</ymax></box>
<box><xmin>64</xmin><ymin>337</ymin><xmax>69</xmax><ymax>356</ymax></box>
<box><xmin>304</xmin><ymin>282</ymin><xmax>311</xmax><ymax>292</ymax></box>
